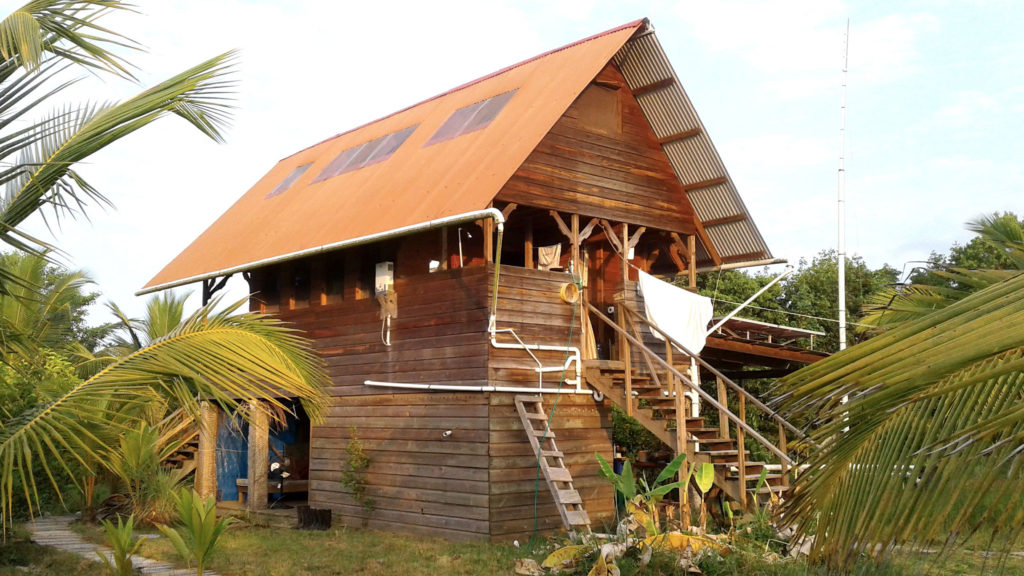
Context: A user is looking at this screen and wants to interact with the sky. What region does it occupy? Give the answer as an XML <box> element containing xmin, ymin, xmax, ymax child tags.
<box><xmin>21</xmin><ymin>0</ymin><xmax>1024</xmax><ymax>322</ymax></box>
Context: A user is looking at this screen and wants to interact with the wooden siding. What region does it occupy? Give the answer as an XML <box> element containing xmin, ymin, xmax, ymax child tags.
<box><xmin>275</xmin><ymin>266</ymin><xmax>492</xmax><ymax>540</ymax></box>
<box><xmin>487</xmin><ymin>265</ymin><xmax>614</xmax><ymax>538</ymax></box>
<box><xmin>496</xmin><ymin>62</ymin><xmax>696</xmax><ymax>235</ymax></box>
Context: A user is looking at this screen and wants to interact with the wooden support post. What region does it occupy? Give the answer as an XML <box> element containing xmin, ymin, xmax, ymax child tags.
<box><xmin>484</xmin><ymin>218</ymin><xmax>494</xmax><ymax>263</ymax></box>
<box><xmin>620</xmin><ymin>222</ymin><xmax>632</xmax><ymax>415</ymax></box>
<box><xmin>737</xmin><ymin>395</ymin><xmax>747</xmax><ymax>511</ymax></box>
<box><xmin>779</xmin><ymin>423</ymin><xmax>789</xmax><ymax>484</ymax></box>
<box><xmin>621</xmin><ymin>223</ymin><xmax>629</xmax><ymax>283</ymax></box>
<box><xmin>687</xmin><ymin>234</ymin><xmax>697</xmax><ymax>289</ymax></box>
<box><xmin>247</xmin><ymin>401</ymin><xmax>269</xmax><ymax>512</ymax></box>
<box><xmin>525</xmin><ymin>221</ymin><xmax>534</xmax><ymax>269</ymax></box>
<box><xmin>571</xmin><ymin>214</ymin><xmax>580</xmax><ymax>274</ymax></box>
<box><xmin>441</xmin><ymin>227</ymin><xmax>448</xmax><ymax>270</ymax></box>
<box><xmin>717</xmin><ymin>377</ymin><xmax>730</xmax><ymax>440</ymax></box>
<box><xmin>195</xmin><ymin>402</ymin><xmax>219</xmax><ymax>501</ymax></box>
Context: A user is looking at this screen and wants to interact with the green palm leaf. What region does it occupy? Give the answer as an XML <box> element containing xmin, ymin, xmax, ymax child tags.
<box><xmin>774</xmin><ymin>272</ymin><xmax>1024</xmax><ymax>568</ymax></box>
<box><xmin>0</xmin><ymin>298</ymin><xmax>327</xmax><ymax>531</ymax></box>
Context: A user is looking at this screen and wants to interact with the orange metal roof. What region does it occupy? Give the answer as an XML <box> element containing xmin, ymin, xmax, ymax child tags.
<box><xmin>143</xmin><ymin>20</ymin><xmax>646</xmax><ymax>291</ymax></box>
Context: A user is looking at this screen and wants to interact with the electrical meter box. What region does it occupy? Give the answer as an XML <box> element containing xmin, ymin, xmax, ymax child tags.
<box><xmin>375</xmin><ymin>261</ymin><xmax>394</xmax><ymax>296</ymax></box>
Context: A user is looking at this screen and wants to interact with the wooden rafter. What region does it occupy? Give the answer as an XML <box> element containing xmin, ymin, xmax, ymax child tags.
<box><xmin>632</xmin><ymin>77</ymin><xmax>674</xmax><ymax>97</ymax></box>
<box><xmin>550</xmin><ymin>210</ymin><xmax>572</xmax><ymax>239</ymax></box>
<box><xmin>657</xmin><ymin>127</ymin><xmax>701</xmax><ymax>146</ymax></box>
<box><xmin>702</xmin><ymin>213</ymin><xmax>748</xmax><ymax>227</ymax></box>
<box><xmin>501</xmin><ymin>202</ymin><xmax>518</xmax><ymax>220</ymax></box>
<box><xmin>682</xmin><ymin>176</ymin><xmax>728</xmax><ymax>192</ymax></box>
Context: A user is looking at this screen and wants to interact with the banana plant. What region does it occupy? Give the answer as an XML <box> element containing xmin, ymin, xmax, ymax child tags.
<box><xmin>596</xmin><ymin>451</ymin><xmax>690</xmax><ymax>537</ymax></box>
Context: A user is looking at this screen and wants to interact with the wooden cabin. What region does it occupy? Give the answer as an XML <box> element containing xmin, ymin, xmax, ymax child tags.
<box><xmin>141</xmin><ymin>19</ymin><xmax>823</xmax><ymax>541</ymax></box>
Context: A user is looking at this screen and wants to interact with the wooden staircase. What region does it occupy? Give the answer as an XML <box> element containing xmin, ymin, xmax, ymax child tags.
<box><xmin>163</xmin><ymin>428</ymin><xmax>200</xmax><ymax>476</ymax></box>
<box><xmin>584</xmin><ymin>361</ymin><xmax>786</xmax><ymax>509</ymax></box>
<box><xmin>514</xmin><ymin>395</ymin><xmax>592</xmax><ymax>533</ymax></box>
<box><xmin>584</xmin><ymin>300</ymin><xmax>803</xmax><ymax>512</ymax></box>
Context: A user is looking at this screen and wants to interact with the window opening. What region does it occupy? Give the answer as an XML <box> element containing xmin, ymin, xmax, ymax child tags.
<box><xmin>424</xmin><ymin>89</ymin><xmax>517</xmax><ymax>146</ymax></box>
<box><xmin>313</xmin><ymin>125</ymin><xmax>417</xmax><ymax>183</ymax></box>
<box><xmin>265</xmin><ymin>164</ymin><xmax>311</xmax><ymax>199</ymax></box>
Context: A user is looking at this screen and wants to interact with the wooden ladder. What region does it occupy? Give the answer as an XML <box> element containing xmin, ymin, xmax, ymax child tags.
<box><xmin>514</xmin><ymin>395</ymin><xmax>591</xmax><ymax>532</ymax></box>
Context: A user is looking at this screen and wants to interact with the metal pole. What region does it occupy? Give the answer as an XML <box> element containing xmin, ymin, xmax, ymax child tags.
<box><xmin>838</xmin><ymin>19</ymin><xmax>850</xmax><ymax>352</ymax></box>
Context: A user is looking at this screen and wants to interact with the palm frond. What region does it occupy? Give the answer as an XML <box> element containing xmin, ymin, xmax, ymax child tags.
<box><xmin>0</xmin><ymin>50</ymin><xmax>237</xmax><ymax>241</ymax></box>
<box><xmin>774</xmin><ymin>272</ymin><xmax>1024</xmax><ymax>567</ymax></box>
<box><xmin>2</xmin><ymin>1</ymin><xmax>135</xmax><ymax>77</ymax></box>
<box><xmin>966</xmin><ymin>213</ymin><xmax>1024</xmax><ymax>269</ymax></box>
<box><xmin>0</xmin><ymin>298</ymin><xmax>327</xmax><ymax>531</ymax></box>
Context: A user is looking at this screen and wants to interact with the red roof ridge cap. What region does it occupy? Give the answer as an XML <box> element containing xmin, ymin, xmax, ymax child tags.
<box><xmin>279</xmin><ymin>18</ymin><xmax>649</xmax><ymax>162</ymax></box>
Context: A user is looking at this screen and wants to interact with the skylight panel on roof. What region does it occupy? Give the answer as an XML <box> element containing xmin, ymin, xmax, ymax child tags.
<box><xmin>265</xmin><ymin>164</ymin><xmax>311</xmax><ymax>199</ymax></box>
<box><xmin>313</xmin><ymin>125</ymin><xmax>418</xmax><ymax>183</ymax></box>
<box><xmin>425</xmin><ymin>89</ymin><xmax>517</xmax><ymax>146</ymax></box>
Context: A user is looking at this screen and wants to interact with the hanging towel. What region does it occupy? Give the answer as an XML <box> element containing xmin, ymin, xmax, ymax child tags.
<box><xmin>537</xmin><ymin>244</ymin><xmax>562</xmax><ymax>270</ymax></box>
<box><xmin>638</xmin><ymin>270</ymin><xmax>714</xmax><ymax>354</ymax></box>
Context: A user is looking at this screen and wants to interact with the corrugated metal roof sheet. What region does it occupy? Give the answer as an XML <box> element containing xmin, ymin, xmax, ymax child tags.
<box><xmin>143</xmin><ymin>19</ymin><xmax>775</xmax><ymax>292</ymax></box>
<box><xmin>613</xmin><ymin>29</ymin><xmax>773</xmax><ymax>267</ymax></box>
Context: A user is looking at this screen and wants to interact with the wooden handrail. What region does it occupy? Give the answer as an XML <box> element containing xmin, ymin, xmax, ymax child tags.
<box><xmin>621</xmin><ymin>305</ymin><xmax>811</xmax><ymax>445</ymax></box>
<box><xmin>587</xmin><ymin>302</ymin><xmax>794</xmax><ymax>466</ymax></box>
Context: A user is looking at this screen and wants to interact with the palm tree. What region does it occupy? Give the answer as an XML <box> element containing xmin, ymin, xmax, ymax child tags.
<box><xmin>0</xmin><ymin>2</ymin><xmax>329</xmax><ymax>531</ymax></box>
<box><xmin>773</xmin><ymin>215</ymin><xmax>1024</xmax><ymax>569</ymax></box>
<box><xmin>0</xmin><ymin>298</ymin><xmax>328</xmax><ymax>530</ymax></box>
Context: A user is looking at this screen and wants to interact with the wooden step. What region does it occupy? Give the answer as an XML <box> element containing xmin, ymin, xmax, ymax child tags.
<box><xmin>565</xmin><ymin>510</ymin><xmax>591</xmax><ymax>526</ymax></box>
<box><xmin>687</xmin><ymin>427</ymin><xmax>724</xmax><ymax>440</ymax></box>
<box><xmin>556</xmin><ymin>489</ymin><xmax>583</xmax><ymax>504</ymax></box>
<box><xmin>514</xmin><ymin>395</ymin><xmax>590</xmax><ymax>534</ymax></box>
<box><xmin>546</xmin><ymin>468</ymin><xmax>573</xmax><ymax>483</ymax></box>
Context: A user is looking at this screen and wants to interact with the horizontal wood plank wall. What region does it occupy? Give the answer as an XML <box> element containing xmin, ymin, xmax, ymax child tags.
<box><xmin>276</xmin><ymin>265</ymin><xmax>493</xmax><ymax>541</ymax></box>
<box><xmin>495</xmin><ymin>62</ymin><xmax>696</xmax><ymax>236</ymax></box>
<box><xmin>488</xmin><ymin>265</ymin><xmax>614</xmax><ymax>539</ymax></box>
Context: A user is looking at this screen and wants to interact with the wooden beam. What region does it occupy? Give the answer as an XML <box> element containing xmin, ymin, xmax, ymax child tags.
<box><xmin>682</xmin><ymin>176</ymin><xmax>728</xmax><ymax>192</ymax></box>
<box><xmin>687</xmin><ymin>234</ymin><xmax>697</xmax><ymax>289</ymax></box>
<box><xmin>571</xmin><ymin>214</ymin><xmax>580</xmax><ymax>275</ymax></box>
<box><xmin>501</xmin><ymin>203</ymin><xmax>518</xmax><ymax>220</ymax></box>
<box><xmin>600</xmin><ymin>219</ymin><xmax>624</xmax><ymax>255</ymax></box>
<box><xmin>621</xmin><ymin>223</ymin><xmax>630</xmax><ymax>283</ymax></box>
<box><xmin>704</xmin><ymin>336</ymin><xmax>826</xmax><ymax>365</ymax></box>
<box><xmin>549</xmin><ymin>210</ymin><xmax>572</xmax><ymax>239</ymax></box>
<box><xmin>627</xmin><ymin>226</ymin><xmax>646</xmax><ymax>251</ymax></box>
<box><xmin>440</xmin><ymin>227</ymin><xmax>448</xmax><ymax>270</ymax></box>
<box><xmin>579</xmin><ymin>218</ymin><xmax>599</xmax><ymax>242</ymax></box>
<box><xmin>593</xmin><ymin>79</ymin><xmax>623</xmax><ymax>90</ymax></box>
<box><xmin>702</xmin><ymin>213</ymin><xmax>748</xmax><ymax>228</ymax></box>
<box><xmin>525</xmin><ymin>220</ymin><xmax>534</xmax><ymax>269</ymax></box>
<box><xmin>484</xmin><ymin>218</ymin><xmax>494</xmax><ymax>263</ymax></box>
<box><xmin>632</xmin><ymin>77</ymin><xmax>674</xmax><ymax>98</ymax></box>
<box><xmin>657</xmin><ymin>127</ymin><xmax>701</xmax><ymax>146</ymax></box>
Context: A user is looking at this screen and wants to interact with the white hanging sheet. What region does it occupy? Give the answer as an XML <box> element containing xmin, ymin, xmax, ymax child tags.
<box><xmin>637</xmin><ymin>270</ymin><xmax>713</xmax><ymax>354</ymax></box>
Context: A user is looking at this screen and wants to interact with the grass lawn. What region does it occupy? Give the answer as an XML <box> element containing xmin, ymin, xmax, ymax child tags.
<box><xmin>51</xmin><ymin>518</ymin><xmax>1024</xmax><ymax>576</ymax></box>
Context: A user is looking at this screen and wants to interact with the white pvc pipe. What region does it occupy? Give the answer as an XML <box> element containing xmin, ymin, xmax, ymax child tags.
<box><xmin>364</xmin><ymin>380</ymin><xmax>593</xmax><ymax>395</ymax></box>
<box><xmin>706</xmin><ymin>264</ymin><xmax>794</xmax><ymax>336</ymax></box>
<box><xmin>489</xmin><ymin>326</ymin><xmax>582</xmax><ymax>389</ymax></box>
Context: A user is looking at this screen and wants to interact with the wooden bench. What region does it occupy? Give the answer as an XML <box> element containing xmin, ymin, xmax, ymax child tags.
<box><xmin>235</xmin><ymin>478</ymin><xmax>308</xmax><ymax>504</ymax></box>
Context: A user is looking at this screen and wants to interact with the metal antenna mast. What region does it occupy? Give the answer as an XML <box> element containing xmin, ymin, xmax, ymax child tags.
<box><xmin>838</xmin><ymin>19</ymin><xmax>849</xmax><ymax>351</ymax></box>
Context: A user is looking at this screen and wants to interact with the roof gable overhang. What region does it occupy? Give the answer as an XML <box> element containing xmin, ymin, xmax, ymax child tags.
<box><xmin>140</xmin><ymin>19</ymin><xmax>775</xmax><ymax>295</ymax></box>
